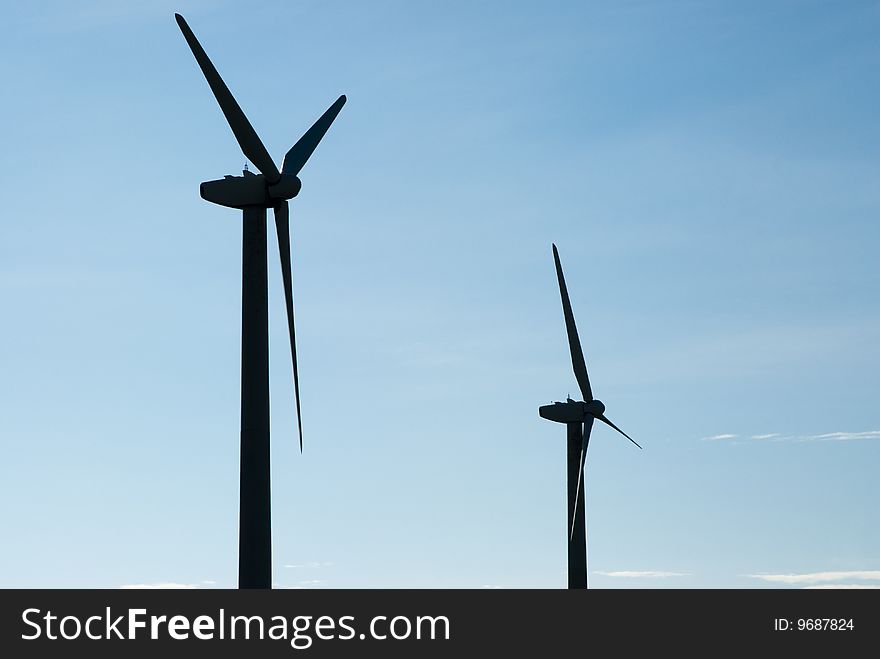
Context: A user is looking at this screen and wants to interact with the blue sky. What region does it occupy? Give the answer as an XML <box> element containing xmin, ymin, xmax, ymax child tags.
<box><xmin>1</xmin><ymin>0</ymin><xmax>878</xmax><ymax>589</ymax></box>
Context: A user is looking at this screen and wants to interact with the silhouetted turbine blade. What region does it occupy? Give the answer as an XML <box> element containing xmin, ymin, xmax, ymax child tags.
<box><xmin>273</xmin><ymin>201</ymin><xmax>303</xmax><ymax>451</ymax></box>
<box><xmin>597</xmin><ymin>414</ymin><xmax>641</xmax><ymax>449</ymax></box>
<box><xmin>282</xmin><ymin>96</ymin><xmax>347</xmax><ymax>176</ymax></box>
<box><xmin>552</xmin><ymin>244</ymin><xmax>592</xmax><ymax>401</ymax></box>
<box><xmin>570</xmin><ymin>417</ymin><xmax>594</xmax><ymax>541</ymax></box>
<box><xmin>175</xmin><ymin>14</ymin><xmax>281</xmax><ymax>184</ymax></box>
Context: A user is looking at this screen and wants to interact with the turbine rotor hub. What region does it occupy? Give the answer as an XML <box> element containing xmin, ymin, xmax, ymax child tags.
<box><xmin>584</xmin><ymin>399</ymin><xmax>605</xmax><ymax>417</ymax></box>
<box><xmin>268</xmin><ymin>174</ymin><xmax>302</xmax><ymax>200</ymax></box>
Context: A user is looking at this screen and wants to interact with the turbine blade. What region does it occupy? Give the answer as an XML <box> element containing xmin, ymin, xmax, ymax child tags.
<box><xmin>282</xmin><ymin>95</ymin><xmax>347</xmax><ymax>176</ymax></box>
<box><xmin>175</xmin><ymin>14</ymin><xmax>281</xmax><ymax>183</ymax></box>
<box><xmin>597</xmin><ymin>414</ymin><xmax>642</xmax><ymax>449</ymax></box>
<box><xmin>570</xmin><ymin>417</ymin><xmax>594</xmax><ymax>541</ymax></box>
<box><xmin>552</xmin><ymin>244</ymin><xmax>592</xmax><ymax>401</ymax></box>
<box><xmin>273</xmin><ymin>201</ymin><xmax>303</xmax><ymax>451</ymax></box>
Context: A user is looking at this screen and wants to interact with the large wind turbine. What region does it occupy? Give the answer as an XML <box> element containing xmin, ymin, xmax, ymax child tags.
<box><xmin>539</xmin><ymin>244</ymin><xmax>641</xmax><ymax>589</ymax></box>
<box><xmin>175</xmin><ymin>14</ymin><xmax>345</xmax><ymax>589</ymax></box>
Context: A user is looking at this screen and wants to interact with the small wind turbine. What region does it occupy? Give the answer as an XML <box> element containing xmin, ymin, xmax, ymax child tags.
<box><xmin>175</xmin><ymin>14</ymin><xmax>345</xmax><ymax>589</ymax></box>
<box><xmin>539</xmin><ymin>244</ymin><xmax>641</xmax><ymax>589</ymax></box>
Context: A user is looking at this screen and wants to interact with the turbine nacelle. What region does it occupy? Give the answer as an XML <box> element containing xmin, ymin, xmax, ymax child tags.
<box><xmin>538</xmin><ymin>399</ymin><xmax>606</xmax><ymax>424</ymax></box>
<box><xmin>200</xmin><ymin>171</ymin><xmax>302</xmax><ymax>209</ymax></box>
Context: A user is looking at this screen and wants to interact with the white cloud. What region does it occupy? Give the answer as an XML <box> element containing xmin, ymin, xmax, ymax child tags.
<box><xmin>274</xmin><ymin>579</ymin><xmax>325</xmax><ymax>589</ymax></box>
<box><xmin>808</xmin><ymin>431</ymin><xmax>880</xmax><ymax>442</ymax></box>
<box><xmin>705</xmin><ymin>430</ymin><xmax>880</xmax><ymax>443</ymax></box>
<box><xmin>805</xmin><ymin>584</ymin><xmax>880</xmax><ymax>590</ymax></box>
<box><xmin>596</xmin><ymin>571</ymin><xmax>688</xmax><ymax>578</ymax></box>
<box><xmin>120</xmin><ymin>583</ymin><xmax>200</xmax><ymax>589</ymax></box>
<box><xmin>748</xmin><ymin>571</ymin><xmax>880</xmax><ymax>585</ymax></box>
<box><xmin>284</xmin><ymin>561</ymin><xmax>334</xmax><ymax>569</ymax></box>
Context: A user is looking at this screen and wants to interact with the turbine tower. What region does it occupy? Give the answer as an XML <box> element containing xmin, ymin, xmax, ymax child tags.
<box><xmin>175</xmin><ymin>14</ymin><xmax>345</xmax><ymax>589</ymax></box>
<box><xmin>539</xmin><ymin>244</ymin><xmax>641</xmax><ymax>589</ymax></box>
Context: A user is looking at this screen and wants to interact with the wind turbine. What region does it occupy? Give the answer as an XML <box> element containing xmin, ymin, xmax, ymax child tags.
<box><xmin>175</xmin><ymin>14</ymin><xmax>345</xmax><ymax>589</ymax></box>
<box><xmin>539</xmin><ymin>244</ymin><xmax>641</xmax><ymax>589</ymax></box>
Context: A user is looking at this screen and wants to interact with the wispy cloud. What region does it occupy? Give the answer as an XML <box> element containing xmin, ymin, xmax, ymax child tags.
<box><xmin>120</xmin><ymin>583</ymin><xmax>200</xmax><ymax>589</ymax></box>
<box><xmin>807</xmin><ymin>431</ymin><xmax>880</xmax><ymax>442</ymax></box>
<box><xmin>704</xmin><ymin>430</ymin><xmax>880</xmax><ymax>443</ymax></box>
<box><xmin>748</xmin><ymin>571</ymin><xmax>880</xmax><ymax>585</ymax></box>
<box><xmin>284</xmin><ymin>562</ymin><xmax>334</xmax><ymax>569</ymax></box>
<box><xmin>274</xmin><ymin>579</ymin><xmax>326</xmax><ymax>590</ymax></box>
<box><xmin>805</xmin><ymin>584</ymin><xmax>880</xmax><ymax>589</ymax></box>
<box><xmin>596</xmin><ymin>571</ymin><xmax>688</xmax><ymax>578</ymax></box>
